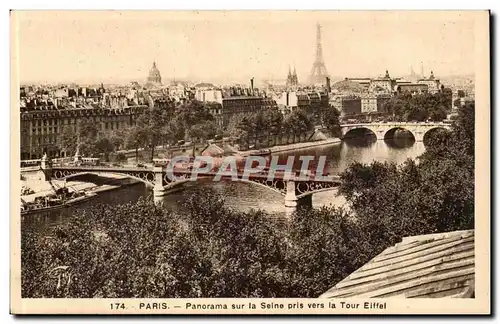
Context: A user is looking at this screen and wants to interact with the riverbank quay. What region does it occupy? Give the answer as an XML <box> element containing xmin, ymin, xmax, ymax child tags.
<box><xmin>238</xmin><ymin>137</ymin><xmax>342</xmax><ymax>157</ymax></box>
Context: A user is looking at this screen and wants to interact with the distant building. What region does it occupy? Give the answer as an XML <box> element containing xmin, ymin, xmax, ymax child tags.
<box><xmin>332</xmin><ymin>95</ymin><xmax>362</xmax><ymax>117</ymax></box>
<box><xmin>275</xmin><ymin>90</ymin><xmax>329</xmax><ymax>122</ymax></box>
<box><xmin>146</xmin><ymin>62</ymin><xmax>162</xmax><ymax>86</ymax></box>
<box><xmin>361</xmin><ymin>94</ymin><xmax>391</xmax><ymax>113</ymax></box>
<box><xmin>195</xmin><ymin>84</ymin><xmax>278</xmax><ymax>128</ymax></box>
<box><xmin>368</xmin><ymin>70</ymin><xmax>396</xmax><ymax>94</ymax></box>
<box><xmin>168</xmin><ymin>82</ymin><xmax>194</xmax><ymax>102</ymax></box>
<box><xmin>332</xmin><ymin>78</ymin><xmax>366</xmax><ymax>94</ymax></box>
<box><xmin>417</xmin><ymin>71</ymin><xmax>441</xmax><ymax>93</ymax></box>
<box><xmin>286</xmin><ymin>66</ymin><xmax>299</xmax><ymax>88</ymax></box>
<box><xmin>345</xmin><ymin>78</ymin><xmax>371</xmax><ymax>91</ymax></box>
<box><xmin>396</xmin><ymin>83</ymin><xmax>429</xmax><ymax>94</ymax></box>
<box><xmin>20</xmin><ymin>104</ymin><xmax>147</xmax><ymax>159</ymax></box>
<box><xmin>195</xmin><ymin>89</ymin><xmax>223</xmax><ymax>103</ymax></box>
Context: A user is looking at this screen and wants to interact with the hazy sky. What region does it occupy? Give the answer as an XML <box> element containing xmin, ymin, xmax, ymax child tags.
<box><xmin>13</xmin><ymin>11</ymin><xmax>477</xmax><ymax>84</ymax></box>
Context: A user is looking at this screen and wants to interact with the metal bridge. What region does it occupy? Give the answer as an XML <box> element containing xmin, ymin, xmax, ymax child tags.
<box><xmin>41</xmin><ymin>158</ymin><xmax>341</xmax><ymax>211</ymax></box>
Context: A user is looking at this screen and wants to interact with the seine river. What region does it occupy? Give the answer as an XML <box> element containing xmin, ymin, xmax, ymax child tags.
<box><xmin>22</xmin><ymin>135</ymin><xmax>426</xmax><ymax>231</ymax></box>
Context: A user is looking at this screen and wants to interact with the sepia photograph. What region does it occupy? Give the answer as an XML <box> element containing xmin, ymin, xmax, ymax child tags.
<box><xmin>9</xmin><ymin>10</ymin><xmax>490</xmax><ymax>315</ymax></box>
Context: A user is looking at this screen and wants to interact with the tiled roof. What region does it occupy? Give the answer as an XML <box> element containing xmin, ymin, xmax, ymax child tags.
<box><xmin>320</xmin><ymin>230</ymin><xmax>474</xmax><ymax>299</ymax></box>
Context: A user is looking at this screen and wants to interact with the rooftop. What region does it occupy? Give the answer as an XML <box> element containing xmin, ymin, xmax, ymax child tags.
<box><xmin>319</xmin><ymin>230</ymin><xmax>474</xmax><ymax>299</ymax></box>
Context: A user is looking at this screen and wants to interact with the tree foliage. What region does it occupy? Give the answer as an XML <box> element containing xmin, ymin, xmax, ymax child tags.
<box><xmin>383</xmin><ymin>91</ymin><xmax>452</xmax><ymax>122</ymax></box>
<box><xmin>59</xmin><ymin>119</ymin><xmax>121</xmax><ymax>159</ymax></box>
<box><xmin>322</xmin><ymin>106</ymin><xmax>342</xmax><ymax>137</ymax></box>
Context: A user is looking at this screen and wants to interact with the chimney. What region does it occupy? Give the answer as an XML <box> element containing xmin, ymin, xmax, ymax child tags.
<box><xmin>326</xmin><ymin>77</ymin><xmax>331</xmax><ymax>93</ymax></box>
<box><xmin>250</xmin><ymin>78</ymin><xmax>254</xmax><ymax>95</ymax></box>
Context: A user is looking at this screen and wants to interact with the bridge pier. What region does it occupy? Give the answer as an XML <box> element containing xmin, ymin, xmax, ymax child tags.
<box><xmin>284</xmin><ymin>180</ymin><xmax>298</xmax><ymax>209</ymax></box>
<box><xmin>414</xmin><ymin>131</ymin><xmax>424</xmax><ymax>142</ymax></box>
<box><xmin>153</xmin><ymin>166</ymin><xmax>165</xmax><ymax>205</ymax></box>
<box><xmin>375</xmin><ymin>131</ymin><xmax>385</xmax><ymax>141</ymax></box>
<box><xmin>284</xmin><ymin>180</ymin><xmax>313</xmax><ymax>215</ymax></box>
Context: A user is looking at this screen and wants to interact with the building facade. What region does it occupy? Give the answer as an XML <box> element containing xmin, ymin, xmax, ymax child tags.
<box><xmin>331</xmin><ymin>95</ymin><xmax>362</xmax><ymax>117</ymax></box>
<box><xmin>275</xmin><ymin>90</ymin><xmax>329</xmax><ymax>122</ymax></box>
<box><xmin>195</xmin><ymin>85</ymin><xmax>278</xmax><ymax>129</ymax></box>
<box><xmin>417</xmin><ymin>71</ymin><xmax>442</xmax><ymax>93</ymax></box>
<box><xmin>367</xmin><ymin>70</ymin><xmax>397</xmax><ymax>94</ymax></box>
<box><xmin>395</xmin><ymin>82</ymin><xmax>429</xmax><ymax>94</ymax></box>
<box><xmin>20</xmin><ymin>104</ymin><xmax>147</xmax><ymax>160</ymax></box>
<box><xmin>360</xmin><ymin>94</ymin><xmax>391</xmax><ymax>114</ymax></box>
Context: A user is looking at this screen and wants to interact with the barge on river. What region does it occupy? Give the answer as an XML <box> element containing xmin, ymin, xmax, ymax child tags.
<box><xmin>21</xmin><ymin>188</ymin><xmax>97</xmax><ymax>216</ymax></box>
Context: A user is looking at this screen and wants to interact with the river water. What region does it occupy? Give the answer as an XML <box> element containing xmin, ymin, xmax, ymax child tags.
<box><xmin>22</xmin><ymin>135</ymin><xmax>426</xmax><ymax>231</ymax></box>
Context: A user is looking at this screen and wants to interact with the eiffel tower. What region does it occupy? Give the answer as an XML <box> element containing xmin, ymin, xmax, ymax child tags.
<box><xmin>308</xmin><ymin>23</ymin><xmax>329</xmax><ymax>85</ymax></box>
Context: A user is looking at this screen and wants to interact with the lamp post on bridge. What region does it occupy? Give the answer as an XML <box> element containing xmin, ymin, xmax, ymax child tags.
<box><xmin>73</xmin><ymin>145</ymin><xmax>82</xmax><ymax>164</ymax></box>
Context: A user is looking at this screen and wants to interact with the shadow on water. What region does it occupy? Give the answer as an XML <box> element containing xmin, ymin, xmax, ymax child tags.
<box><xmin>383</xmin><ymin>129</ymin><xmax>415</xmax><ymax>149</ymax></box>
<box><xmin>384</xmin><ymin>136</ymin><xmax>415</xmax><ymax>149</ymax></box>
<box><xmin>343</xmin><ymin>134</ymin><xmax>377</xmax><ymax>148</ymax></box>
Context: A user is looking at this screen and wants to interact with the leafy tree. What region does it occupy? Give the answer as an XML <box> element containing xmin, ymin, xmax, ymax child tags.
<box><xmin>95</xmin><ymin>135</ymin><xmax>114</xmax><ymax>161</ymax></box>
<box><xmin>262</xmin><ymin>109</ymin><xmax>284</xmax><ymax>146</ymax></box>
<box><xmin>227</xmin><ymin>114</ymin><xmax>248</xmax><ymax>140</ymax></box>
<box><xmin>322</xmin><ymin>106</ymin><xmax>341</xmax><ymax>137</ymax></box>
<box><xmin>59</xmin><ymin>119</ymin><xmax>111</xmax><ymax>158</ymax></box>
<box><xmin>105</xmin><ymin>128</ymin><xmax>126</xmax><ymax>151</ymax></box>
<box><xmin>124</xmin><ymin>124</ymin><xmax>148</xmax><ymax>162</ymax></box>
<box><xmin>228</xmin><ymin>114</ymin><xmax>253</xmax><ymax>149</ymax></box>
<box><xmin>382</xmin><ymin>92</ymin><xmax>452</xmax><ymax>122</ymax></box>
<box><xmin>59</xmin><ymin>125</ymin><xmax>78</xmax><ymax>157</ymax></box>
<box><xmin>285</xmin><ymin>110</ymin><xmax>314</xmax><ymax>142</ymax></box>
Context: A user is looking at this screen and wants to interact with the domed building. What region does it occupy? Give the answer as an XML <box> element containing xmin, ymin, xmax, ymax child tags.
<box><xmin>147</xmin><ymin>62</ymin><xmax>162</xmax><ymax>85</ymax></box>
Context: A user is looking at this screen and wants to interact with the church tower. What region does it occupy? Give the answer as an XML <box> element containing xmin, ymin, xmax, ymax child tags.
<box><xmin>286</xmin><ymin>65</ymin><xmax>299</xmax><ymax>88</ymax></box>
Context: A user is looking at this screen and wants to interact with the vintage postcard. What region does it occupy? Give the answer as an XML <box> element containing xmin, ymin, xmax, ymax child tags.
<box><xmin>10</xmin><ymin>10</ymin><xmax>490</xmax><ymax>315</ymax></box>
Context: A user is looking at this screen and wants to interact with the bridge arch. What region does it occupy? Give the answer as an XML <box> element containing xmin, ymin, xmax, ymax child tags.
<box><xmin>422</xmin><ymin>126</ymin><xmax>452</xmax><ymax>145</ymax></box>
<box><xmin>343</xmin><ymin>126</ymin><xmax>378</xmax><ymax>139</ymax></box>
<box><xmin>52</xmin><ymin>170</ymin><xmax>156</xmax><ymax>188</ymax></box>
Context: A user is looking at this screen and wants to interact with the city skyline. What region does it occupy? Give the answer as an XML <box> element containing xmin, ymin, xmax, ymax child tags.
<box><xmin>14</xmin><ymin>11</ymin><xmax>476</xmax><ymax>84</ymax></box>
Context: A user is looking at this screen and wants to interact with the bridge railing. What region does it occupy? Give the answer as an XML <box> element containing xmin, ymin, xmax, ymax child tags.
<box><xmin>341</xmin><ymin>121</ymin><xmax>451</xmax><ymax>127</ymax></box>
<box><xmin>20</xmin><ymin>159</ymin><xmax>41</xmax><ymax>168</ymax></box>
<box><xmin>49</xmin><ymin>165</ymin><xmax>342</xmax><ymax>182</ymax></box>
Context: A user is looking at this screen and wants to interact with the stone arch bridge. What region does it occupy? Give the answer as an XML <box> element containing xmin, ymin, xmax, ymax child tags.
<box><xmin>44</xmin><ymin>162</ymin><xmax>341</xmax><ymax>212</ymax></box>
<box><xmin>341</xmin><ymin>122</ymin><xmax>451</xmax><ymax>142</ymax></box>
